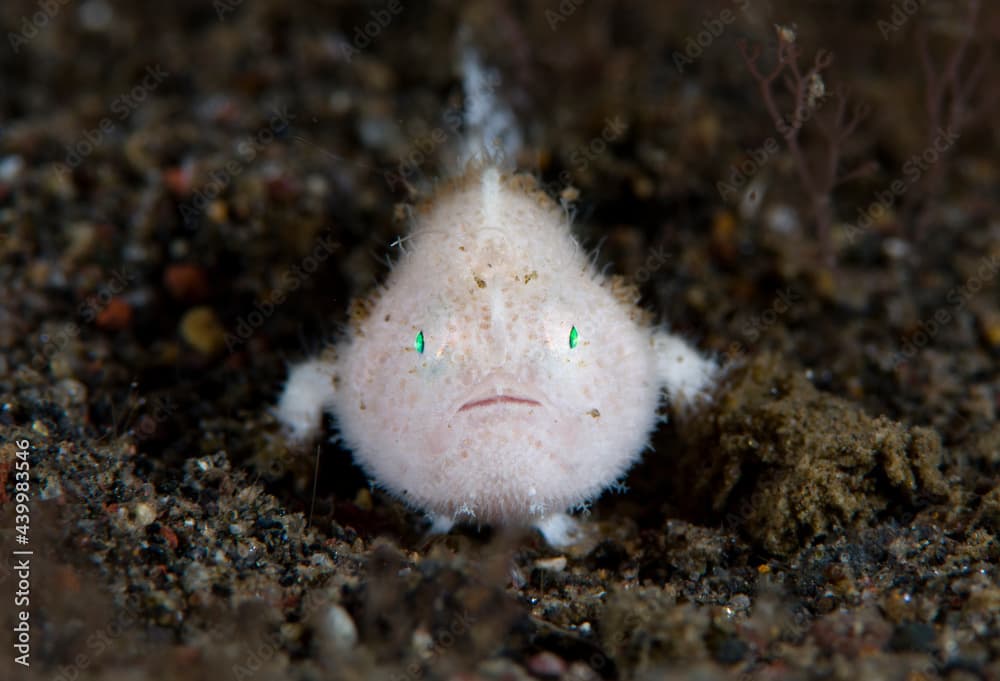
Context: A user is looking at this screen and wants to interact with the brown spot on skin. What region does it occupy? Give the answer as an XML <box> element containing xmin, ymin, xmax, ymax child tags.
<box><xmin>588</xmin><ymin>409</ymin><xmax>601</xmax><ymax>418</ymax></box>
<box><xmin>608</xmin><ymin>275</ymin><xmax>654</xmax><ymax>325</ymax></box>
<box><xmin>359</xmin><ymin>401</ymin><xmax>366</xmax><ymax>410</ymax></box>
<box><xmin>348</xmin><ymin>293</ymin><xmax>380</xmax><ymax>332</ymax></box>
<box><xmin>523</xmin><ymin>270</ymin><xmax>538</xmax><ymax>284</ymax></box>
<box><xmin>474</xmin><ymin>274</ymin><xmax>486</xmax><ymax>288</ymax></box>
<box><xmin>608</xmin><ymin>274</ymin><xmax>640</xmax><ymax>305</ymax></box>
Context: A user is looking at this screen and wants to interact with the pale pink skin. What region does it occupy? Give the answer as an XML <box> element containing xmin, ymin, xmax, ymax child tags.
<box><xmin>277</xmin><ymin>167</ymin><xmax>717</xmax><ymax>538</ymax></box>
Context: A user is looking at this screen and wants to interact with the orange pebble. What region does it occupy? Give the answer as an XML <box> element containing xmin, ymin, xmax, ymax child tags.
<box><xmin>160</xmin><ymin>525</ymin><xmax>179</xmax><ymax>550</ymax></box>
<box><xmin>96</xmin><ymin>297</ymin><xmax>133</xmax><ymax>330</ymax></box>
<box><xmin>164</xmin><ymin>263</ymin><xmax>209</xmax><ymax>302</ymax></box>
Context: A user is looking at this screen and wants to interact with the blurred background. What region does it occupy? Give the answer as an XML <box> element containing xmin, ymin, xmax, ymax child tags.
<box><xmin>0</xmin><ymin>1</ymin><xmax>998</xmax><ymax>679</ymax></box>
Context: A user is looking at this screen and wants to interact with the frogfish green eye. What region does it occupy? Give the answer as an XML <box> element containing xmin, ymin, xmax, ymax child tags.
<box><xmin>569</xmin><ymin>326</ymin><xmax>579</xmax><ymax>349</ymax></box>
<box><xmin>414</xmin><ymin>330</ymin><xmax>424</xmax><ymax>354</ymax></box>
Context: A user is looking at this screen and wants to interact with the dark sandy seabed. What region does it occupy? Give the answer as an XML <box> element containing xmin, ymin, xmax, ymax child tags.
<box><xmin>0</xmin><ymin>1</ymin><xmax>998</xmax><ymax>679</ymax></box>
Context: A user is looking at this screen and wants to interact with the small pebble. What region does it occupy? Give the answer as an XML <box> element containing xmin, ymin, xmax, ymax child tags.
<box><xmin>181</xmin><ymin>563</ymin><xmax>211</xmax><ymax>593</ymax></box>
<box><xmin>526</xmin><ymin>651</ymin><xmax>567</xmax><ymax>678</ymax></box>
<box><xmin>63</xmin><ymin>222</ymin><xmax>98</xmax><ymax>261</ymax></box>
<box><xmin>411</xmin><ymin>627</ymin><xmax>434</xmax><ymax>658</ymax></box>
<box><xmin>160</xmin><ymin>525</ymin><xmax>179</xmax><ymax>549</ymax></box>
<box><xmin>134</xmin><ymin>502</ymin><xmax>157</xmax><ymax>526</ymax></box>
<box><xmin>96</xmin><ymin>298</ymin><xmax>134</xmax><ymax>330</ymax></box>
<box><xmin>164</xmin><ymin>263</ymin><xmax>210</xmax><ymax>302</ymax></box>
<box><xmin>976</xmin><ymin>308</ymin><xmax>1000</xmax><ymax>348</ymax></box>
<box><xmin>534</xmin><ymin>556</ymin><xmax>568</xmax><ymax>573</ymax></box>
<box><xmin>730</xmin><ymin>594</ymin><xmax>751</xmax><ymax>612</ymax></box>
<box><xmin>353</xmin><ymin>487</ymin><xmax>373</xmax><ymax>511</ymax></box>
<box><xmin>318</xmin><ymin>604</ymin><xmax>358</xmax><ymax>651</ymax></box>
<box><xmin>882</xmin><ymin>237</ymin><xmax>910</xmax><ymax>260</ymax></box>
<box><xmin>180</xmin><ymin>306</ymin><xmax>226</xmax><ymax>355</ymax></box>
<box><xmin>53</xmin><ymin>378</ymin><xmax>88</xmax><ymax>408</ymax></box>
<box><xmin>207</xmin><ymin>200</ymin><xmax>229</xmax><ymax>224</ymax></box>
<box><xmin>765</xmin><ymin>204</ymin><xmax>800</xmax><ymax>234</ymax></box>
<box><xmin>164</xmin><ymin>165</ymin><xmax>193</xmax><ymax>196</ymax></box>
<box><xmin>78</xmin><ymin>0</ymin><xmax>113</xmax><ymax>30</ymax></box>
<box><xmin>711</xmin><ymin>209</ymin><xmax>738</xmax><ymax>261</ymax></box>
<box><xmin>0</xmin><ymin>155</ymin><xmax>24</xmax><ymax>181</ymax></box>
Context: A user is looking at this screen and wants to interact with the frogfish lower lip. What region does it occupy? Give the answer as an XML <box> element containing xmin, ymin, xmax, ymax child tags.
<box><xmin>457</xmin><ymin>395</ymin><xmax>542</xmax><ymax>412</ymax></box>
